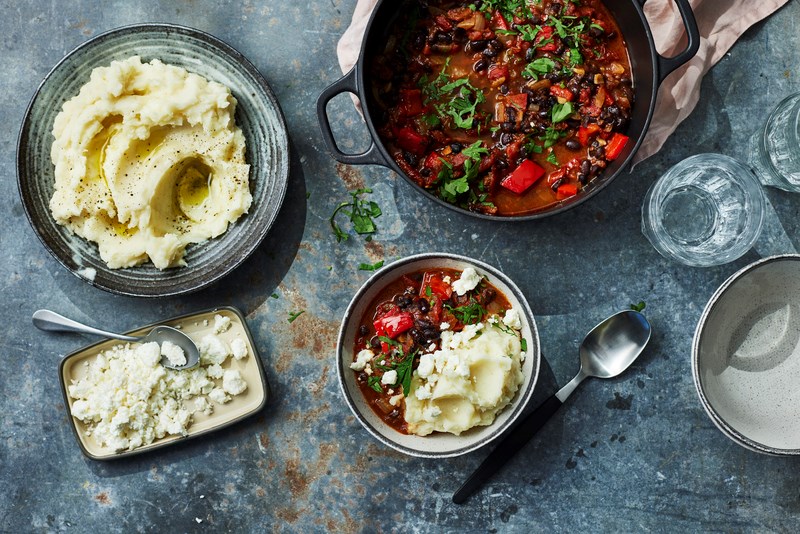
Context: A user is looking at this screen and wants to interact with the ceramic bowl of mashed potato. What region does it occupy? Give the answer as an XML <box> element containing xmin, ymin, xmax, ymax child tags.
<box><xmin>17</xmin><ymin>23</ymin><xmax>289</xmax><ymax>296</ymax></box>
<box><xmin>337</xmin><ymin>252</ymin><xmax>541</xmax><ymax>458</ymax></box>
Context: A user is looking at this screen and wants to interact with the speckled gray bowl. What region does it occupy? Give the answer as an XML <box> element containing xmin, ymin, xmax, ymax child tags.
<box><xmin>17</xmin><ymin>23</ymin><xmax>289</xmax><ymax>297</ymax></box>
<box><xmin>693</xmin><ymin>254</ymin><xmax>800</xmax><ymax>455</ymax></box>
<box><xmin>337</xmin><ymin>253</ymin><xmax>541</xmax><ymax>458</ymax></box>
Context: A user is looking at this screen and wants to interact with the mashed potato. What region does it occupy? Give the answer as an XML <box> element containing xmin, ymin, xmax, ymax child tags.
<box><xmin>404</xmin><ymin>318</ymin><xmax>525</xmax><ymax>436</ymax></box>
<box><xmin>49</xmin><ymin>56</ymin><xmax>251</xmax><ymax>269</ymax></box>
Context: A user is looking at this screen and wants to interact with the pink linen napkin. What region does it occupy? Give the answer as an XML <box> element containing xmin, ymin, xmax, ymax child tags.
<box><xmin>336</xmin><ymin>0</ymin><xmax>788</xmax><ymax>164</ymax></box>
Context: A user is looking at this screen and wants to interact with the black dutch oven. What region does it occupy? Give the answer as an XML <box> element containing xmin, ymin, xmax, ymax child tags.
<box><xmin>317</xmin><ymin>0</ymin><xmax>700</xmax><ymax>220</ymax></box>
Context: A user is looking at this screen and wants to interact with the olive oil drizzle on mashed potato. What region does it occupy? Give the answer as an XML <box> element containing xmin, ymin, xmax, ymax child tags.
<box><xmin>49</xmin><ymin>56</ymin><xmax>251</xmax><ymax>269</ymax></box>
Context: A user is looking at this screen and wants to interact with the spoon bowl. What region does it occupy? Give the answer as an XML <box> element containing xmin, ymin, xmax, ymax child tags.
<box><xmin>32</xmin><ymin>309</ymin><xmax>200</xmax><ymax>370</ymax></box>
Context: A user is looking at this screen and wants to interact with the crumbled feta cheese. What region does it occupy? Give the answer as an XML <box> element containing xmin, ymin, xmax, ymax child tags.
<box><xmin>208</xmin><ymin>387</ymin><xmax>230</xmax><ymax>405</ymax></box>
<box><xmin>198</xmin><ymin>334</ymin><xmax>230</xmax><ymax>365</ymax></box>
<box><xmin>452</xmin><ymin>267</ymin><xmax>481</xmax><ymax>296</ymax></box>
<box><xmin>222</xmin><ymin>369</ymin><xmax>247</xmax><ymax>395</ymax></box>
<box><xmin>231</xmin><ymin>338</ymin><xmax>248</xmax><ymax>360</ymax></box>
<box><xmin>213</xmin><ymin>314</ymin><xmax>231</xmax><ymax>334</ymax></box>
<box><xmin>160</xmin><ymin>341</ymin><xmax>186</xmax><ymax>367</ymax></box>
<box><xmin>417</xmin><ymin>353</ymin><xmax>435</xmax><ymax>379</ymax></box>
<box><xmin>423</xmin><ymin>405</ymin><xmax>442</xmax><ymax>419</ymax></box>
<box><xmin>381</xmin><ymin>370</ymin><xmax>398</xmax><ymax>385</ymax></box>
<box><xmin>389</xmin><ymin>394</ymin><xmax>404</xmax><ymax>406</ymax></box>
<box><xmin>440</xmin><ymin>322</ymin><xmax>451</xmax><ymax>331</ymax></box>
<box><xmin>442</xmin><ymin>275</ymin><xmax>451</xmax><ymax>284</ymax></box>
<box><xmin>350</xmin><ymin>349</ymin><xmax>375</xmax><ymax>371</ymax></box>
<box><xmin>66</xmin><ymin>322</ymin><xmax>249</xmax><ymax>452</ymax></box>
<box><xmin>502</xmin><ymin>308</ymin><xmax>522</xmax><ymax>330</ymax></box>
<box><xmin>206</xmin><ymin>363</ymin><xmax>224</xmax><ymax>379</ymax></box>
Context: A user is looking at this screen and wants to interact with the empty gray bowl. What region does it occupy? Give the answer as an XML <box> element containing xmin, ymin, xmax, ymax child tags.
<box><xmin>17</xmin><ymin>23</ymin><xmax>289</xmax><ymax>297</ymax></box>
<box><xmin>693</xmin><ymin>254</ymin><xmax>800</xmax><ymax>454</ymax></box>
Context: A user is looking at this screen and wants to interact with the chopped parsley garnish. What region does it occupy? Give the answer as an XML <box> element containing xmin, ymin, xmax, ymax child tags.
<box><xmin>367</xmin><ymin>375</ymin><xmax>383</xmax><ymax>393</ymax></box>
<box><xmin>330</xmin><ymin>188</ymin><xmax>382</xmax><ymax>242</ymax></box>
<box><xmin>630</xmin><ymin>301</ymin><xmax>647</xmax><ymax>312</ymax></box>
<box><xmin>270</xmin><ymin>293</ymin><xmax>279</xmax><ymax>299</ymax></box>
<box><xmin>376</xmin><ymin>336</ymin><xmax>417</xmax><ymax>395</ymax></box>
<box><xmin>446</xmin><ymin>299</ymin><xmax>487</xmax><ymax>325</ymax></box>
<box><xmin>546</xmin><ymin>150</ymin><xmax>559</xmax><ymax>166</ymax></box>
<box><xmin>421</xmin><ymin>60</ymin><xmax>486</xmax><ymax>130</ymax></box>
<box><xmin>522</xmin><ymin>57</ymin><xmax>555</xmax><ymax>79</ymax></box>
<box><xmin>288</xmin><ymin>310</ymin><xmax>305</xmax><ymax>323</ymax></box>
<box><xmin>540</xmin><ymin>126</ymin><xmax>566</xmax><ymax>148</ymax></box>
<box><xmin>437</xmin><ymin>141</ymin><xmax>488</xmax><ymax>203</ymax></box>
<box><xmin>551</xmin><ymin>102</ymin><xmax>574</xmax><ymax>123</ymax></box>
<box><xmin>358</xmin><ymin>260</ymin><xmax>384</xmax><ymax>271</ymax></box>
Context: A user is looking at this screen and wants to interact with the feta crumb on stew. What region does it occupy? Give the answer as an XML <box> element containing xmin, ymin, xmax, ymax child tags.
<box><xmin>350</xmin><ymin>349</ymin><xmax>375</xmax><ymax>371</ymax></box>
<box><xmin>451</xmin><ymin>267</ymin><xmax>481</xmax><ymax>296</ymax></box>
<box><xmin>381</xmin><ymin>369</ymin><xmax>398</xmax><ymax>385</ymax></box>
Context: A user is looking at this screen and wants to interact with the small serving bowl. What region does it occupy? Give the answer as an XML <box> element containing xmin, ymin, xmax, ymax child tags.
<box><xmin>337</xmin><ymin>252</ymin><xmax>541</xmax><ymax>458</ymax></box>
<box><xmin>17</xmin><ymin>23</ymin><xmax>289</xmax><ymax>297</ymax></box>
<box><xmin>693</xmin><ymin>255</ymin><xmax>800</xmax><ymax>454</ymax></box>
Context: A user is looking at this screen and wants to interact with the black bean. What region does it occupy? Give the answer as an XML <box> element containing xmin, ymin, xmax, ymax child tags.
<box><xmin>436</xmin><ymin>32</ymin><xmax>452</xmax><ymax>44</ymax></box>
<box><xmin>577</xmin><ymin>173</ymin><xmax>588</xmax><ymax>184</ymax></box>
<box><xmin>547</xmin><ymin>2</ymin><xmax>563</xmax><ymax>15</ymax></box>
<box><xmin>370</xmin><ymin>336</ymin><xmax>381</xmax><ymax>349</ymax></box>
<box><xmin>590</xmin><ymin>164</ymin><xmax>601</xmax><ymax>175</ymax></box>
<box><xmin>402</xmin><ymin>151</ymin><xmax>418</xmax><ymax>165</ymax></box>
<box><xmin>565</xmin><ymin>139</ymin><xmax>581</xmax><ymax>150</ymax></box>
<box><xmin>538</xmin><ymin>110</ymin><xmax>549</xmax><ymax>119</ymax></box>
<box><xmin>525</xmin><ymin>47</ymin><xmax>536</xmax><ymax>61</ymax></box>
<box><xmin>418</xmin><ymin>299</ymin><xmax>430</xmax><ymax>314</ymax></box>
<box><xmin>359</xmin><ymin>325</ymin><xmax>369</xmax><ymax>336</ymax></box>
<box><xmin>500</xmin><ymin>133</ymin><xmax>514</xmax><ymax>145</ymax></box>
<box><xmin>396</xmin><ymin>295</ymin><xmax>412</xmax><ymax>308</ymax></box>
<box><xmin>551</xmin><ymin>178</ymin><xmax>564</xmax><ymax>191</ymax></box>
<box><xmin>453</xmin><ymin>28</ymin><xmax>467</xmax><ymax>43</ymax></box>
<box><xmin>410</xmin><ymin>328</ymin><xmax>424</xmax><ymax>344</ymax></box>
<box><xmin>489</xmin><ymin>39</ymin><xmax>503</xmax><ymax>51</ymax></box>
<box><xmin>500</xmin><ymin>121</ymin><xmax>515</xmax><ymax>132</ymax></box>
<box><xmin>589</xmin><ymin>26</ymin><xmax>604</xmax><ymax>38</ymax></box>
<box><xmin>496</xmin><ymin>159</ymin><xmax>509</xmax><ymax>170</ymax></box>
<box><xmin>500</xmin><ymin>84</ymin><xmax>509</xmax><ymax>94</ymax></box>
<box><xmin>450</xmin><ymin>142</ymin><xmax>463</xmax><ymax>153</ymax></box>
<box><xmin>420</xmin><ymin>168</ymin><xmax>431</xmax><ymax>177</ymax></box>
<box><xmin>607</xmin><ymin>105</ymin><xmax>620</xmax><ymax>116</ymax></box>
<box><xmin>474</xmin><ymin>58</ymin><xmax>489</xmax><ymax>72</ymax></box>
<box><xmin>506</xmin><ymin>107</ymin><xmax>518</xmax><ymax>122</ymax></box>
<box><xmin>467</xmin><ymin>40</ymin><xmax>488</xmax><ymax>53</ymax></box>
<box><xmin>481</xmin><ymin>47</ymin><xmax>498</xmax><ymax>58</ymax></box>
<box><xmin>580</xmin><ymin>159</ymin><xmax>591</xmax><ymax>174</ymax></box>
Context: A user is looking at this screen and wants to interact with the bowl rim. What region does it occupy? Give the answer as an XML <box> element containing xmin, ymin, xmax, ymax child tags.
<box><xmin>691</xmin><ymin>253</ymin><xmax>800</xmax><ymax>455</ymax></box>
<box><xmin>16</xmin><ymin>22</ymin><xmax>290</xmax><ymax>297</ymax></box>
<box><xmin>336</xmin><ymin>252</ymin><xmax>541</xmax><ymax>458</ymax></box>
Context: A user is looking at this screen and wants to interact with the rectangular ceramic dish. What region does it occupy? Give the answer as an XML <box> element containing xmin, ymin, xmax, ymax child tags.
<box><xmin>58</xmin><ymin>306</ymin><xmax>268</xmax><ymax>460</ymax></box>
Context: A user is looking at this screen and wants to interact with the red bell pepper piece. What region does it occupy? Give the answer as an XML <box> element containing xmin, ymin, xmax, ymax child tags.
<box><xmin>577</xmin><ymin>124</ymin><xmax>601</xmax><ymax>147</ymax></box>
<box><xmin>550</xmin><ymin>85</ymin><xmax>574</xmax><ymax>102</ymax></box>
<box><xmin>556</xmin><ymin>183</ymin><xmax>579</xmax><ymax>200</ymax></box>
<box><xmin>487</xmin><ymin>64</ymin><xmax>509</xmax><ymax>81</ymax></box>
<box><xmin>500</xmin><ymin>159</ymin><xmax>546</xmax><ymax>194</ymax></box>
<box><xmin>605</xmin><ymin>133</ymin><xmax>629</xmax><ymax>160</ymax></box>
<box><xmin>505</xmin><ymin>93</ymin><xmax>528</xmax><ymax>113</ymax></box>
<box><xmin>536</xmin><ymin>26</ymin><xmax>558</xmax><ymax>52</ymax></box>
<box><xmin>395</xmin><ymin>127</ymin><xmax>428</xmax><ymax>155</ymax></box>
<box><xmin>374</xmin><ymin>310</ymin><xmax>414</xmax><ymax>339</ymax></box>
<box><xmin>420</xmin><ymin>272</ymin><xmax>453</xmax><ymax>301</ymax></box>
<box><xmin>491</xmin><ymin>11</ymin><xmax>509</xmax><ymax>31</ymax></box>
<box><xmin>398</xmin><ymin>89</ymin><xmax>426</xmax><ymax>117</ymax></box>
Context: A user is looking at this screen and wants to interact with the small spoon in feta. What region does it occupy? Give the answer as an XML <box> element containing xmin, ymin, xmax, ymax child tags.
<box><xmin>32</xmin><ymin>309</ymin><xmax>200</xmax><ymax>370</ymax></box>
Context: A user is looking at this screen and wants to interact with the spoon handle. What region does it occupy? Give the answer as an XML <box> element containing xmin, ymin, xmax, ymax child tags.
<box><xmin>452</xmin><ymin>394</ymin><xmax>563</xmax><ymax>504</ymax></box>
<box><xmin>32</xmin><ymin>309</ymin><xmax>139</xmax><ymax>342</ymax></box>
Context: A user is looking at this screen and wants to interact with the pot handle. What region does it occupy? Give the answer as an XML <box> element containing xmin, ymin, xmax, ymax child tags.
<box><xmin>640</xmin><ymin>0</ymin><xmax>701</xmax><ymax>84</ymax></box>
<box><xmin>316</xmin><ymin>67</ymin><xmax>389</xmax><ymax>167</ymax></box>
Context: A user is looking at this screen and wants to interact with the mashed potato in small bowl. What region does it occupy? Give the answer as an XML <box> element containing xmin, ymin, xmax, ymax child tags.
<box><xmin>337</xmin><ymin>253</ymin><xmax>541</xmax><ymax>458</ymax></box>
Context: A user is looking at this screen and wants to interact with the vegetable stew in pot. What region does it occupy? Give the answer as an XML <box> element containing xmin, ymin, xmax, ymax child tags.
<box><xmin>370</xmin><ymin>0</ymin><xmax>633</xmax><ymax>216</ymax></box>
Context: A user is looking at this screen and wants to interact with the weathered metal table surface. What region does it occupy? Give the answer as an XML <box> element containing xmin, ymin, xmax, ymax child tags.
<box><xmin>2</xmin><ymin>1</ymin><xmax>799</xmax><ymax>532</ymax></box>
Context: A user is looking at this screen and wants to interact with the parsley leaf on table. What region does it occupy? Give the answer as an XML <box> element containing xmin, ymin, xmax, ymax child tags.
<box><xmin>330</xmin><ymin>188</ymin><xmax>382</xmax><ymax>242</ymax></box>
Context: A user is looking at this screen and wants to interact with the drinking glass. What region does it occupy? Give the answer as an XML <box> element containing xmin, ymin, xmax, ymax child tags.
<box><xmin>748</xmin><ymin>92</ymin><xmax>800</xmax><ymax>191</ymax></box>
<box><xmin>642</xmin><ymin>154</ymin><xmax>765</xmax><ymax>267</ymax></box>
